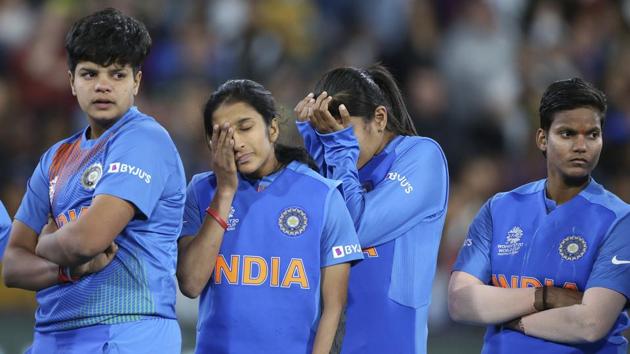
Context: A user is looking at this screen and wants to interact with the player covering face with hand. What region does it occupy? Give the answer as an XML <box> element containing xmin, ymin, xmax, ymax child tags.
<box><xmin>449</xmin><ymin>78</ymin><xmax>630</xmax><ymax>353</ymax></box>
<box><xmin>295</xmin><ymin>64</ymin><xmax>449</xmax><ymax>354</ymax></box>
<box><xmin>176</xmin><ymin>79</ymin><xmax>363</xmax><ymax>354</ymax></box>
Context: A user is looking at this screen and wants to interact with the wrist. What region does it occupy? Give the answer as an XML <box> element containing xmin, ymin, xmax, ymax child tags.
<box><xmin>58</xmin><ymin>266</ymin><xmax>81</xmax><ymax>284</ymax></box>
<box><xmin>534</xmin><ymin>286</ymin><xmax>547</xmax><ymax>311</ymax></box>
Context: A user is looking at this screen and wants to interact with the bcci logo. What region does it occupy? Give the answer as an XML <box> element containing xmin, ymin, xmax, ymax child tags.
<box><xmin>559</xmin><ymin>235</ymin><xmax>587</xmax><ymax>261</ymax></box>
<box><xmin>278</xmin><ymin>207</ymin><xmax>308</xmax><ymax>237</ymax></box>
<box><xmin>81</xmin><ymin>162</ymin><xmax>103</xmax><ymax>190</ymax></box>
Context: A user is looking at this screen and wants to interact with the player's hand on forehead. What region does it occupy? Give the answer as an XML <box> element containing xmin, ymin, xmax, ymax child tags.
<box><xmin>309</xmin><ymin>91</ymin><xmax>351</xmax><ymax>134</ymax></box>
<box><xmin>294</xmin><ymin>93</ymin><xmax>315</xmax><ymax>122</ymax></box>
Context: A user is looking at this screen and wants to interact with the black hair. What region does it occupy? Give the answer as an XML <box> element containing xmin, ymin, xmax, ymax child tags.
<box><xmin>539</xmin><ymin>77</ymin><xmax>607</xmax><ymax>131</ymax></box>
<box><xmin>65</xmin><ymin>8</ymin><xmax>152</xmax><ymax>73</ymax></box>
<box><xmin>203</xmin><ymin>79</ymin><xmax>319</xmax><ymax>172</ymax></box>
<box><xmin>314</xmin><ymin>64</ymin><xmax>417</xmax><ymax>136</ymax></box>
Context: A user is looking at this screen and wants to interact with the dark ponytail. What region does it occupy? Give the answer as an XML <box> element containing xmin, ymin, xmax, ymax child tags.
<box><xmin>203</xmin><ymin>79</ymin><xmax>319</xmax><ymax>172</ymax></box>
<box><xmin>314</xmin><ymin>64</ymin><xmax>417</xmax><ymax>136</ymax></box>
<box><xmin>367</xmin><ymin>65</ymin><xmax>417</xmax><ymax>136</ymax></box>
<box><xmin>275</xmin><ymin>144</ymin><xmax>319</xmax><ymax>172</ymax></box>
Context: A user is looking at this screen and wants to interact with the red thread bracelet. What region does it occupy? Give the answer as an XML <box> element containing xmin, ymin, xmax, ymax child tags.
<box><xmin>58</xmin><ymin>266</ymin><xmax>80</xmax><ymax>283</ymax></box>
<box><xmin>206</xmin><ymin>207</ymin><xmax>228</xmax><ymax>230</ymax></box>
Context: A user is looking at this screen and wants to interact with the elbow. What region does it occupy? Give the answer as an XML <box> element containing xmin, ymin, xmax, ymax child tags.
<box><xmin>176</xmin><ymin>273</ymin><xmax>203</xmax><ymax>299</ymax></box>
<box><xmin>576</xmin><ymin>319</ymin><xmax>610</xmax><ymax>344</ymax></box>
<box><xmin>2</xmin><ymin>252</ymin><xmax>19</xmax><ymax>288</ymax></box>
<box><xmin>447</xmin><ymin>288</ymin><xmax>467</xmax><ymax>323</ymax></box>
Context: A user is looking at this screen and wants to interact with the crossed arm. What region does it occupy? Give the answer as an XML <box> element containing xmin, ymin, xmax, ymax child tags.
<box><xmin>3</xmin><ymin>194</ymin><xmax>131</xmax><ymax>290</ymax></box>
<box><xmin>448</xmin><ymin>270</ymin><xmax>626</xmax><ymax>343</ymax></box>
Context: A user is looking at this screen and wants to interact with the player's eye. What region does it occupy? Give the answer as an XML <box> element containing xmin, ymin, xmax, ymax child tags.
<box><xmin>112</xmin><ymin>72</ymin><xmax>127</xmax><ymax>80</ymax></box>
<box><xmin>559</xmin><ymin>130</ymin><xmax>572</xmax><ymax>138</ymax></box>
<box><xmin>80</xmin><ymin>71</ymin><xmax>96</xmax><ymax>79</ymax></box>
<box><xmin>589</xmin><ymin>131</ymin><xmax>600</xmax><ymax>139</ymax></box>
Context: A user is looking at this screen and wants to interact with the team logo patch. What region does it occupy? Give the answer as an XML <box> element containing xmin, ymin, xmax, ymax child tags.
<box><xmin>278</xmin><ymin>207</ymin><xmax>308</xmax><ymax>236</ymax></box>
<box><xmin>559</xmin><ymin>236</ymin><xmax>587</xmax><ymax>261</ymax></box>
<box><xmin>497</xmin><ymin>226</ymin><xmax>525</xmax><ymax>256</ymax></box>
<box><xmin>81</xmin><ymin>162</ymin><xmax>103</xmax><ymax>190</ymax></box>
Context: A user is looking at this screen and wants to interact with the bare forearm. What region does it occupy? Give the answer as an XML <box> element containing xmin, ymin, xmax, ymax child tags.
<box><xmin>312</xmin><ymin>305</ymin><xmax>343</xmax><ymax>354</ymax></box>
<box><xmin>3</xmin><ymin>246</ymin><xmax>59</xmax><ymax>291</ymax></box>
<box><xmin>177</xmin><ymin>190</ymin><xmax>233</xmax><ymax>298</ymax></box>
<box><xmin>35</xmin><ymin>222</ymin><xmax>90</xmax><ymax>266</ymax></box>
<box><xmin>516</xmin><ymin>288</ymin><xmax>624</xmax><ymax>344</ymax></box>
<box><xmin>449</xmin><ymin>283</ymin><xmax>536</xmax><ymax>325</ymax></box>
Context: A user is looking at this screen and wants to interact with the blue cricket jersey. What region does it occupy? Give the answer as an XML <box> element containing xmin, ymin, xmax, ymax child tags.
<box><xmin>453</xmin><ymin>179</ymin><xmax>630</xmax><ymax>353</ymax></box>
<box><xmin>297</xmin><ymin>122</ymin><xmax>449</xmax><ymax>354</ymax></box>
<box><xmin>0</xmin><ymin>201</ymin><xmax>11</xmax><ymax>260</ymax></box>
<box><xmin>14</xmin><ymin>106</ymin><xmax>186</xmax><ymax>332</ymax></box>
<box><xmin>180</xmin><ymin>161</ymin><xmax>363</xmax><ymax>354</ymax></box>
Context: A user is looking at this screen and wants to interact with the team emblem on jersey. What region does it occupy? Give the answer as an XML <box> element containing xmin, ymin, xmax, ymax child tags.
<box><xmin>81</xmin><ymin>162</ymin><xmax>103</xmax><ymax>190</ymax></box>
<box><xmin>49</xmin><ymin>175</ymin><xmax>58</xmax><ymax>204</ymax></box>
<box><xmin>559</xmin><ymin>235</ymin><xmax>587</xmax><ymax>261</ymax></box>
<box><xmin>227</xmin><ymin>206</ymin><xmax>239</xmax><ymax>231</ymax></box>
<box><xmin>497</xmin><ymin>226</ymin><xmax>525</xmax><ymax>256</ymax></box>
<box><xmin>278</xmin><ymin>207</ymin><xmax>308</xmax><ymax>236</ymax></box>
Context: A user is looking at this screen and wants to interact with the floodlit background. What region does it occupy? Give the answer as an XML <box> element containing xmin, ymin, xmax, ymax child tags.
<box><xmin>1</xmin><ymin>0</ymin><xmax>630</xmax><ymax>353</ymax></box>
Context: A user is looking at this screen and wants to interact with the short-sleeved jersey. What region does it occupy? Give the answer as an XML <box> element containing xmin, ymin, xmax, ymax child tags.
<box><xmin>453</xmin><ymin>179</ymin><xmax>630</xmax><ymax>353</ymax></box>
<box><xmin>0</xmin><ymin>201</ymin><xmax>11</xmax><ymax>260</ymax></box>
<box><xmin>14</xmin><ymin>106</ymin><xmax>186</xmax><ymax>332</ymax></box>
<box><xmin>297</xmin><ymin>122</ymin><xmax>449</xmax><ymax>354</ymax></box>
<box><xmin>181</xmin><ymin>161</ymin><xmax>363</xmax><ymax>354</ymax></box>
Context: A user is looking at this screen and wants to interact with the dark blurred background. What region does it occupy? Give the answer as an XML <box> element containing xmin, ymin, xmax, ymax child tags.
<box><xmin>1</xmin><ymin>0</ymin><xmax>630</xmax><ymax>353</ymax></box>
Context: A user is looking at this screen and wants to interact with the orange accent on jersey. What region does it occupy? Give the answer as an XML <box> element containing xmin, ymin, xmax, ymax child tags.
<box><xmin>520</xmin><ymin>276</ymin><xmax>542</xmax><ymax>288</ymax></box>
<box><xmin>68</xmin><ymin>209</ymin><xmax>77</xmax><ymax>221</ymax></box>
<box><xmin>281</xmin><ymin>258</ymin><xmax>309</xmax><ymax>289</ymax></box>
<box><xmin>215</xmin><ymin>255</ymin><xmax>240</xmax><ymax>285</ymax></box>
<box><xmin>362</xmin><ymin>247</ymin><xmax>378</xmax><ymax>257</ymax></box>
<box><xmin>242</xmin><ymin>256</ymin><xmax>268</xmax><ymax>286</ymax></box>
<box><xmin>544</xmin><ymin>278</ymin><xmax>555</xmax><ymax>287</ymax></box>
<box><xmin>49</xmin><ymin>140</ymin><xmax>81</xmax><ymax>178</ymax></box>
<box><xmin>491</xmin><ymin>274</ymin><xmax>518</xmax><ymax>288</ymax></box>
<box><xmin>57</xmin><ymin>214</ymin><xmax>69</xmax><ymax>227</ymax></box>
<box><xmin>563</xmin><ymin>282</ymin><xmax>578</xmax><ymax>291</ymax></box>
<box><xmin>270</xmin><ymin>257</ymin><xmax>280</xmax><ymax>287</ymax></box>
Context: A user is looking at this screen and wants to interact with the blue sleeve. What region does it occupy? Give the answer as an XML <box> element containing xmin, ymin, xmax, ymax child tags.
<box><xmin>0</xmin><ymin>201</ymin><xmax>11</xmax><ymax>260</ymax></box>
<box><xmin>296</xmin><ymin>121</ymin><xmax>325</xmax><ymax>171</ymax></box>
<box><xmin>180</xmin><ymin>179</ymin><xmax>204</xmax><ymax>238</ymax></box>
<box><xmin>14</xmin><ymin>152</ymin><xmax>53</xmax><ymax>234</ymax></box>
<box><xmin>320</xmin><ymin>187</ymin><xmax>364</xmax><ymax>267</ymax></box>
<box><xmin>586</xmin><ymin>213</ymin><xmax>630</xmax><ymax>299</ymax></box>
<box><xmin>95</xmin><ymin>125</ymin><xmax>175</xmax><ymax>219</ymax></box>
<box><xmin>319</xmin><ymin>127</ymin><xmax>448</xmax><ymax>248</ymax></box>
<box><xmin>452</xmin><ymin>199</ymin><xmax>494</xmax><ymax>282</ymax></box>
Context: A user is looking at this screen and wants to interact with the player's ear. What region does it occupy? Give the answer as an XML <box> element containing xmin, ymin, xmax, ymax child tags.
<box><xmin>536</xmin><ymin>128</ymin><xmax>547</xmax><ymax>153</ymax></box>
<box><xmin>133</xmin><ymin>70</ymin><xmax>142</xmax><ymax>96</ymax></box>
<box><xmin>268</xmin><ymin>117</ymin><xmax>279</xmax><ymax>144</ymax></box>
<box><xmin>68</xmin><ymin>70</ymin><xmax>76</xmax><ymax>96</ymax></box>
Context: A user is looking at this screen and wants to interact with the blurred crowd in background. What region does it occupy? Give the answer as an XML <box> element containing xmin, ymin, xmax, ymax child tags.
<box><xmin>1</xmin><ymin>0</ymin><xmax>630</xmax><ymax>352</ymax></box>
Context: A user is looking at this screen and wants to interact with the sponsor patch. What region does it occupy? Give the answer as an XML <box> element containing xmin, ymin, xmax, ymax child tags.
<box><xmin>107</xmin><ymin>162</ymin><xmax>151</xmax><ymax>184</ymax></box>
